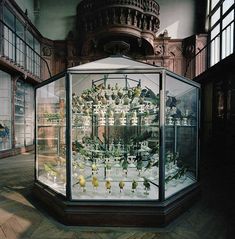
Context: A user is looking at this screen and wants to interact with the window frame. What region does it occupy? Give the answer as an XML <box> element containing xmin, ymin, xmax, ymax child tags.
<box><xmin>1</xmin><ymin>4</ymin><xmax>41</xmax><ymax>77</ymax></box>
<box><xmin>208</xmin><ymin>0</ymin><xmax>235</xmax><ymax>66</ymax></box>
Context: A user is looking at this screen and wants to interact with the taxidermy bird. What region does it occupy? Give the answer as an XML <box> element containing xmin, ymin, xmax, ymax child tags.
<box><xmin>132</xmin><ymin>180</ymin><xmax>138</xmax><ymax>191</ymax></box>
<box><xmin>119</xmin><ymin>181</ymin><xmax>125</xmax><ymax>191</ymax></box>
<box><xmin>78</xmin><ymin>175</ymin><xmax>86</xmax><ymax>191</ymax></box>
<box><xmin>143</xmin><ymin>178</ymin><xmax>150</xmax><ymax>190</ymax></box>
<box><xmin>105</xmin><ymin>180</ymin><xmax>112</xmax><ymax>193</ymax></box>
<box><xmin>145</xmin><ymin>87</ymin><xmax>160</xmax><ymax>105</ymax></box>
<box><xmin>133</xmin><ymin>85</ymin><xmax>142</xmax><ymax>98</ymax></box>
<box><xmin>92</xmin><ymin>176</ymin><xmax>99</xmax><ymax>189</ymax></box>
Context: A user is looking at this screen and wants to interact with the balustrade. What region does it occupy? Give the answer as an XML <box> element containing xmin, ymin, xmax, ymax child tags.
<box><xmin>78</xmin><ymin>0</ymin><xmax>160</xmax><ymax>34</ymax></box>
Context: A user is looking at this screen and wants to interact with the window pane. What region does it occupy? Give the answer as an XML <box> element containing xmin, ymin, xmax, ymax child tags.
<box><xmin>26</xmin><ymin>31</ymin><xmax>34</xmax><ymax>73</ymax></box>
<box><xmin>35</xmin><ymin>39</ymin><xmax>40</xmax><ymax>54</ymax></box>
<box><xmin>3</xmin><ymin>7</ymin><xmax>14</xmax><ymax>30</ymax></box>
<box><xmin>16</xmin><ymin>19</ymin><xmax>25</xmax><ymax>67</ymax></box>
<box><xmin>26</xmin><ymin>31</ymin><xmax>34</xmax><ymax>47</ymax></box>
<box><xmin>165</xmin><ymin>75</ymin><xmax>198</xmax><ymax>198</ymax></box>
<box><xmin>211</xmin><ymin>24</ymin><xmax>220</xmax><ymax>39</ymax></box>
<box><xmin>36</xmin><ymin>77</ymin><xmax>67</xmax><ymax>196</ymax></box>
<box><xmin>211</xmin><ymin>0</ymin><xmax>220</xmax><ymax>10</ymax></box>
<box><xmin>25</xmin><ymin>84</ymin><xmax>35</xmax><ymax>146</ymax></box>
<box><xmin>3</xmin><ymin>26</ymin><xmax>15</xmax><ymax>60</ymax></box>
<box><xmin>222</xmin><ymin>21</ymin><xmax>234</xmax><ymax>59</ymax></box>
<box><xmin>210</xmin><ymin>25</ymin><xmax>220</xmax><ymax>66</ymax></box>
<box><xmin>222</xmin><ymin>10</ymin><xmax>234</xmax><ymax>29</ymax></box>
<box><xmin>16</xmin><ymin>18</ymin><xmax>24</xmax><ymax>38</ymax></box>
<box><xmin>0</xmin><ymin>70</ymin><xmax>12</xmax><ymax>151</ymax></box>
<box><xmin>71</xmin><ymin>73</ymin><xmax>160</xmax><ymax>200</ymax></box>
<box><xmin>211</xmin><ymin>7</ymin><xmax>220</xmax><ymax>26</ymax></box>
<box><xmin>34</xmin><ymin>39</ymin><xmax>41</xmax><ymax>77</ymax></box>
<box><xmin>223</xmin><ymin>0</ymin><xmax>234</xmax><ymax>14</ymax></box>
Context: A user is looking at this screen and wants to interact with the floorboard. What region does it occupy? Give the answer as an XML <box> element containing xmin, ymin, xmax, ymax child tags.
<box><xmin>0</xmin><ymin>152</ymin><xmax>233</xmax><ymax>239</ymax></box>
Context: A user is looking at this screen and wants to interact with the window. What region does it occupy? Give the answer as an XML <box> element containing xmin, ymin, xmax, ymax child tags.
<box><xmin>2</xmin><ymin>5</ymin><xmax>41</xmax><ymax>77</ymax></box>
<box><xmin>208</xmin><ymin>0</ymin><xmax>235</xmax><ymax>66</ymax></box>
<box><xmin>3</xmin><ymin>7</ymin><xmax>15</xmax><ymax>60</ymax></box>
<box><xmin>16</xmin><ymin>19</ymin><xmax>25</xmax><ymax>67</ymax></box>
<box><xmin>26</xmin><ymin>31</ymin><xmax>41</xmax><ymax>76</ymax></box>
<box><xmin>26</xmin><ymin>31</ymin><xmax>34</xmax><ymax>73</ymax></box>
<box><xmin>0</xmin><ymin>71</ymin><xmax>12</xmax><ymax>151</ymax></box>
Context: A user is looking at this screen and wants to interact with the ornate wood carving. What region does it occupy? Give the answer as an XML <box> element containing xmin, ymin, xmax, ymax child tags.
<box><xmin>77</xmin><ymin>0</ymin><xmax>160</xmax><ymax>57</ymax></box>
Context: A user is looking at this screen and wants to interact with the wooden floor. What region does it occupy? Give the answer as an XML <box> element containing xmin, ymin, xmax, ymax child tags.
<box><xmin>0</xmin><ymin>152</ymin><xmax>233</xmax><ymax>239</ymax></box>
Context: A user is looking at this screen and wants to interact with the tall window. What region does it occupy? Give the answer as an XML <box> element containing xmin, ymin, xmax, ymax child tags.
<box><xmin>209</xmin><ymin>0</ymin><xmax>235</xmax><ymax>66</ymax></box>
<box><xmin>2</xmin><ymin>5</ymin><xmax>41</xmax><ymax>77</ymax></box>
<box><xmin>0</xmin><ymin>71</ymin><xmax>12</xmax><ymax>151</ymax></box>
<box><xmin>3</xmin><ymin>7</ymin><xmax>15</xmax><ymax>61</ymax></box>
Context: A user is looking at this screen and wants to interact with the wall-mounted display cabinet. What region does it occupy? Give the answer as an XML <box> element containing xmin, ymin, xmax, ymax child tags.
<box><xmin>34</xmin><ymin>56</ymin><xmax>200</xmax><ymax>226</ymax></box>
<box><xmin>15</xmin><ymin>80</ymin><xmax>34</xmax><ymax>147</ymax></box>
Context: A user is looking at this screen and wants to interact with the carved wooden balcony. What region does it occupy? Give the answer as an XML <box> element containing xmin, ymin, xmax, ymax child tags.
<box><xmin>77</xmin><ymin>0</ymin><xmax>160</xmax><ymax>56</ymax></box>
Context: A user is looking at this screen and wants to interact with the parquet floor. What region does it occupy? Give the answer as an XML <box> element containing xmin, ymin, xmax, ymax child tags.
<box><xmin>0</xmin><ymin>152</ymin><xmax>234</xmax><ymax>239</ymax></box>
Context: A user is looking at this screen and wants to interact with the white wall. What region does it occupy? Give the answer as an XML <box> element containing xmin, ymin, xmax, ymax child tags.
<box><xmin>157</xmin><ymin>0</ymin><xmax>196</xmax><ymax>38</ymax></box>
<box><xmin>36</xmin><ymin>0</ymin><xmax>79</xmax><ymax>40</ymax></box>
<box><xmin>15</xmin><ymin>0</ymin><xmax>35</xmax><ymax>24</ymax></box>
<box><xmin>34</xmin><ymin>0</ymin><xmax>196</xmax><ymax>40</ymax></box>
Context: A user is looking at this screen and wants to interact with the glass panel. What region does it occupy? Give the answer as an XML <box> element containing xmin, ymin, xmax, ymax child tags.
<box><xmin>211</xmin><ymin>7</ymin><xmax>220</xmax><ymax>26</ymax></box>
<box><xmin>223</xmin><ymin>0</ymin><xmax>234</xmax><ymax>14</ymax></box>
<box><xmin>16</xmin><ymin>18</ymin><xmax>24</xmax><ymax>38</ymax></box>
<box><xmin>36</xmin><ymin>77</ymin><xmax>66</xmax><ymax>195</ymax></box>
<box><xmin>25</xmin><ymin>83</ymin><xmax>34</xmax><ymax>146</ymax></box>
<box><xmin>222</xmin><ymin>21</ymin><xmax>234</xmax><ymax>59</ymax></box>
<box><xmin>0</xmin><ymin>70</ymin><xmax>12</xmax><ymax>151</ymax></box>
<box><xmin>222</xmin><ymin>10</ymin><xmax>234</xmax><ymax>28</ymax></box>
<box><xmin>210</xmin><ymin>25</ymin><xmax>220</xmax><ymax>66</ymax></box>
<box><xmin>26</xmin><ymin>31</ymin><xmax>34</xmax><ymax>74</ymax></box>
<box><xmin>211</xmin><ymin>0</ymin><xmax>220</xmax><ymax>10</ymax></box>
<box><xmin>34</xmin><ymin>39</ymin><xmax>40</xmax><ymax>77</ymax></box>
<box><xmin>71</xmin><ymin>73</ymin><xmax>160</xmax><ymax>200</ymax></box>
<box><xmin>3</xmin><ymin>7</ymin><xmax>15</xmax><ymax>30</ymax></box>
<box><xmin>16</xmin><ymin>19</ymin><xmax>25</xmax><ymax>67</ymax></box>
<box><xmin>3</xmin><ymin>26</ymin><xmax>15</xmax><ymax>61</ymax></box>
<box><xmin>15</xmin><ymin>80</ymin><xmax>25</xmax><ymax>147</ymax></box>
<box><xmin>165</xmin><ymin>75</ymin><xmax>198</xmax><ymax>198</ymax></box>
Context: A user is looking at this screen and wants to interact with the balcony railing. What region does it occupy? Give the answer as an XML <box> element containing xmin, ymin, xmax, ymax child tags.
<box><xmin>77</xmin><ymin>0</ymin><xmax>160</xmax><ymax>37</ymax></box>
<box><xmin>78</xmin><ymin>0</ymin><xmax>159</xmax><ymax>16</ymax></box>
<box><xmin>185</xmin><ymin>19</ymin><xmax>234</xmax><ymax>78</ymax></box>
<box><xmin>0</xmin><ymin>20</ymin><xmax>51</xmax><ymax>80</ymax></box>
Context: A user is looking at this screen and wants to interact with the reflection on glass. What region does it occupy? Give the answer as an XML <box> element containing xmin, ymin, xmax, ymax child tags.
<box><xmin>71</xmin><ymin>73</ymin><xmax>159</xmax><ymax>200</ymax></box>
<box><xmin>0</xmin><ymin>70</ymin><xmax>12</xmax><ymax>151</ymax></box>
<box><xmin>36</xmin><ymin>77</ymin><xmax>66</xmax><ymax>195</ymax></box>
<box><xmin>15</xmin><ymin>80</ymin><xmax>34</xmax><ymax>147</ymax></box>
<box><xmin>165</xmin><ymin>75</ymin><xmax>198</xmax><ymax>198</ymax></box>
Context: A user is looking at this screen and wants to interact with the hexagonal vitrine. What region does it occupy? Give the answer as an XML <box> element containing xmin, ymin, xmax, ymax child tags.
<box><xmin>34</xmin><ymin>56</ymin><xmax>200</xmax><ymax>226</ymax></box>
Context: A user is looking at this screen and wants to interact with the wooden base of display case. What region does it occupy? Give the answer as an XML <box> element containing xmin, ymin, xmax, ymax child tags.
<box><xmin>33</xmin><ymin>182</ymin><xmax>200</xmax><ymax>227</ymax></box>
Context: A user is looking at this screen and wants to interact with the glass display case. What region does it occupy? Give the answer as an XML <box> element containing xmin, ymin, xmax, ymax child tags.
<box><xmin>35</xmin><ymin>56</ymin><xmax>200</xmax><ymax>226</ymax></box>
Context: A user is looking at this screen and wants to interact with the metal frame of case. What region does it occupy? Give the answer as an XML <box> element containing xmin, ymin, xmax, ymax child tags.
<box><xmin>34</xmin><ymin>56</ymin><xmax>200</xmax><ymax>226</ymax></box>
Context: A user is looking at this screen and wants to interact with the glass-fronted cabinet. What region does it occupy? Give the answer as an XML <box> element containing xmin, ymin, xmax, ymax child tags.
<box><xmin>15</xmin><ymin>80</ymin><xmax>34</xmax><ymax>147</ymax></box>
<box><xmin>35</xmin><ymin>56</ymin><xmax>200</xmax><ymax>226</ymax></box>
